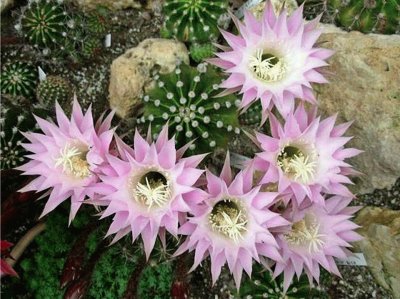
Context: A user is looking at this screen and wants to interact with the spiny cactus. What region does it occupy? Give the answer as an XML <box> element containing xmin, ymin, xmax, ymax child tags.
<box><xmin>189</xmin><ymin>43</ymin><xmax>216</xmax><ymax>63</ymax></box>
<box><xmin>162</xmin><ymin>0</ymin><xmax>228</xmax><ymax>43</ymax></box>
<box><xmin>82</xmin><ymin>37</ymin><xmax>103</xmax><ymax>59</ymax></box>
<box><xmin>0</xmin><ymin>103</ymin><xmax>42</xmax><ymax>170</ymax></box>
<box><xmin>329</xmin><ymin>0</ymin><xmax>400</xmax><ymax>34</ymax></box>
<box><xmin>19</xmin><ymin>0</ymin><xmax>69</xmax><ymax>48</ymax></box>
<box><xmin>236</xmin><ymin>264</ymin><xmax>328</xmax><ymax>299</ymax></box>
<box><xmin>138</xmin><ymin>63</ymin><xmax>240</xmax><ymax>153</ymax></box>
<box><xmin>1</xmin><ymin>61</ymin><xmax>37</xmax><ymax>98</ymax></box>
<box><xmin>36</xmin><ymin>75</ymin><xmax>73</xmax><ymax>111</ymax></box>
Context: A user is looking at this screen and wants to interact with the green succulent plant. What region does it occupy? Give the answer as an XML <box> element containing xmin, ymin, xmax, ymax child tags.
<box><xmin>239</xmin><ymin>101</ymin><xmax>263</xmax><ymax>128</ymax></box>
<box><xmin>0</xmin><ymin>101</ymin><xmax>49</xmax><ymax>170</ymax></box>
<box><xmin>19</xmin><ymin>0</ymin><xmax>69</xmax><ymax>48</ymax></box>
<box><xmin>329</xmin><ymin>0</ymin><xmax>400</xmax><ymax>34</ymax></box>
<box><xmin>139</xmin><ymin>63</ymin><xmax>240</xmax><ymax>153</ymax></box>
<box><xmin>162</xmin><ymin>0</ymin><xmax>228</xmax><ymax>43</ymax></box>
<box><xmin>0</xmin><ymin>61</ymin><xmax>37</xmax><ymax>98</ymax></box>
<box><xmin>189</xmin><ymin>43</ymin><xmax>216</xmax><ymax>63</ymax></box>
<box><xmin>236</xmin><ymin>263</ymin><xmax>328</xmax><ymax>299</ymax></box>
<box><xmin>36</xmin><ymin>75</ymin><xmax>73</xmax><ymax>110</ymax></box>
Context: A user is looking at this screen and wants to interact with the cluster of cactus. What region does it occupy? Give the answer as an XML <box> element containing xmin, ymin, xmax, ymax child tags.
<box><xmin>16</xmin><ymin>0</ymin><xmax>109</xmax><ymax>62</ymax></box>
<box><xmin>161</xmin><ymin>0</ymin><xmax>228</xmax><ymax>43</ymax></box>
<box><xmin>189</xmin><ymin>43</ymin><xmax>216</xmax><ymax>63</ymax></box>
<box><xmin>138</xmin><ymin>63</ymin><xmax>240</xmax><ymax>153</ymax></box>
<box><xmin>0</xmin><ymin>61</ymin><xmax>37</xmax><ymax>98</ymax></box>
<box><xmin>36</xmin><ymin>75</ymin><xmax>73</xmax><ymax>111</ymax></box>
<box><xmin>236</xmin><ymin>263</ymin><xmax>328</xmax><ymax>299</ymax></box>
<box><xmin>328</xmin><ymin>0</ymin><xmax>400</xmax><ymax>34</ymax></box>
<box><xmin>0</xmin><ymin>102</ymin><xmax>43</xmax><ymax>170</ymax></box>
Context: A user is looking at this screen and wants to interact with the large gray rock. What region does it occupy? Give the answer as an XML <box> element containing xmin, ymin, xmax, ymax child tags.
<box><xmin>354</xmin><ymin>207</ymin><xmax>400</xmax><ymax>299</ymax></box>
<box><xmin>108</xmin><ymin>38</ymin><xmax>189</xmax><ymax>118</ymax></box>
<box><xmin>315</xmin><ymin>28</ymin><xmax>400</xmax><ymax>194</ymax></box>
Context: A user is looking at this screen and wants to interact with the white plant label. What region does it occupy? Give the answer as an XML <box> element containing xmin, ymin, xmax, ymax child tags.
<box><xmin>38</xmin><ymin>66</ymin><xmax>47</xmax><ymax>81</ymax></box>
<box><xmin>336</xmin><ymin>253</ymin><xmax>367</xmax><ymax>266</ymax></box>
<box><xmin>104</xmin><ymin>34</ymin><xmax>112</xmax><ymax>48</ymax></box>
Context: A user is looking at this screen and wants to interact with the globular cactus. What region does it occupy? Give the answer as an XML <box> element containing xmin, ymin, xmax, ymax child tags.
<box><xmin>329</xmin><ymin>0</ymin><xmax>400</xmax><ymax>34</ymax></box>
<box><xmin>0</xmin><ymin>102</ymin><xmax>43</xmax><ymax>170</ymax></box>
<box><xmin>36</xmin><ymin>75</ymin><xmax>73</xmax><ymax>111</ymax></box>
<box><xmin>162</xmin><ymin>0</ymin><xmax>228</xmax><ymax>43</ymax></box>
<box><xmin>236</xmin><ymin>264</ymin><xmax>328</xmax><ymax>299</ymax></box>
<box><xmin>1</xmin><ymin>61</ymin><xmax>37</xmax><ymax>98</ymax></box>
<box><xmin>82</xmin><ymin>37</ymin><xmax>103</xmax><ymax>59</ymax></box>
<box><xmin>138</xmin><ymin>63</ymin><xmax>240</xmax><ymax>153</ymax></box>
<box><xmin>189</xmin><ymin>43</ymin><xmax>216</xmax><ymax>63</ymax></box>
<box><xmin>18</xmin><ymin>0</ymin><xmax>69</xmax><ymax>49</ymax></box>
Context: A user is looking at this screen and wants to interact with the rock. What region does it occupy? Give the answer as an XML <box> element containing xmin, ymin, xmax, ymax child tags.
<box><xmin>249</xmin><ymin>0</ymin><xmax>298</xmax><ymax>18</ymax></box>
<box><xmin>315</xmin><ymin>28</ymin><xmax>400</xmax><ymax>194</ymax></box>
<box><xmin>0</xmin><ymin>0</ymin><xmax>14</xmax><ymax>14</ymax></box>
<box><xmin>354</xmin><ymin>207</ymin><xmax>400</xmax><ymax>299</ymax></box>
<box><xmin>108</xmin><ymin>38</ymin><xmax>189</xmax><ymax>118</ymax></box>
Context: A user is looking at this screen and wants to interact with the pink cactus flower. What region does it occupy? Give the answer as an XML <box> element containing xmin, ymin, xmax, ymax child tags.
<box><xmin>17</xmin><ymin>99</ymin><xmax>114</xmax><ymax>223</ymax></box>
<box><xmin>92</xmin><ymin>126</ymin><xmax>206</xmax><ymax>259</ymax></box>
<box><xmin>253</xmin><ymin>104</ymin><xmax>361</xmax><ymax>205</ymax></box>
<box><xmin>175</xmin><ymin>154</ymin><xmax>288</xmax><ymax>289</ymax></box>
<box><xmin>273</xmin><ymin>195</ymin><xmax>362</xmax><ymax>292</ymax></box>
<box><xmin>208</xmin><ymin>3</ymin><xmax>332</xmax><ymax>119</ymax></box>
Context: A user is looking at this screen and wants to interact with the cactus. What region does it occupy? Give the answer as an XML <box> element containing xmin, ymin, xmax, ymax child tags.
<box><xmin>0</xmin><ymin>61</ymin><xmax>37</xmax><ymax>98</ymax></box>
<box><xmin>19</xmin><ymin>0</ymin><xmax>69</xmax><ymax>48</ymax></box>
<box><xmin>329</xmin><ymin>0</ymin><xmax>400</xmax><ymax>34</ymax></box>
<box><xmin>236</xmin><ymin>263</ymin><xmax>328</xmax><ymax>299</ymax></box>
<box><xmin>162</xmin><ymin>0</ymin><xmax>228</xmax><ymax>43</ymax></box>
<box><xmin>138</xmin><ymin>63</ymin><xmax>240</xmax><ymax>153</ymax></box>
<box><xmin>189</xmin><ymin>43</ymin><xmax>216</xmax><ymax>63</ymax></box>
<box><xmin>82</xmin><ymin>37</ymin><xmax>103</xmax><ymax>59</ymax></box>
<box><xmin>239</xmin><ymin>101</ymin><xmax>263</xmax><ymax>128</ymax></box>
<box><xmin>0</xmin><ymin>102</ymin><xmax>42</xmax><ymax>170</ymax></box>
<box><xmin>36</xmin><ymin>75</ymin><xmax>73</xmax><ymax>111</ymax></box>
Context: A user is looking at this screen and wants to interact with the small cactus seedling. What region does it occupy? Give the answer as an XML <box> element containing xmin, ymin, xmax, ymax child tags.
<box><xmin>19</xmin><ymin>0</ymin><xmax>69</xmax><ymax>48</ymax></box>
<box><xmin>189</xmin><ymin>43</ymin><xmax>216</xmax><ymax>63</ymax></box>
<box><xmin>1</xmin><ymin>61</ymin><xmax>37</xmax><ymax>98</ymax></box>
<box><xmin>329</xmin><ymin>0</ymin><xmax>400</xmax><ymax>34</ymax></box>
<box><xmin>162</xmin><ymin>0</ymin><xmax>228</xmax><ymax>43</ymax></box>
<box><xmin>139</xmin><ymin>63</ymin><xmax>240</xmax><ymax>153</ymax></box>
<box><xmin>36</xmin><ymin>75</ymin><xmax>73</xmax><ymax>111</ymax></box>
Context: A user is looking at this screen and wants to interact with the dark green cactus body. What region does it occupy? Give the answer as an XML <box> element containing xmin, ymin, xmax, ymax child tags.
<box><xmin>162</xmin><ymin>0</ymin><xmax>228</xmax><ymax>43</ymax></box>
<box><xmin>139</xmin><ymin>63</ymin><xmax>240</xmax><ymax>154</ymax></box>
<box><xmin>189</xmin><ymin>43</ymin><xmax>216</xmax><ymax>63</ymax></box>
<box><xmin>329</xmin><ymin>0</ymin><xmax>400</xmax><ymax>34</ymax></box>
<box><xmin>1</xmin><ymin>61</ymin><xmax>37</xmax><ymax>98</ymax></box>
<box><xmin>239</xmin><ymin>101</ymin><xmax>263</xmax><ymax>128</ymax></box>
<box><xmin>36</xmin><ymin>75</ymin><xmax>73</xmax><ymax>111</ymax></box>
<box><xmin>237</xmin><ymin>264</ymin><xmax>328</xmax><ymax>299</ymax></box>
<box><xmin>0</xmin><ymin>102</ymin><xmax>46</xmax><ymax>170</ymax></box>
<box><xmin>20</xmin><ymin>0</ymin><xmax>69</xmax><ymax>48</ymax></box>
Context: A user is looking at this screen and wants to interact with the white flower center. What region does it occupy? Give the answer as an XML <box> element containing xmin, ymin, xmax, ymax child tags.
<box><xmin>285</xmin><ymin>213</ymin><xmax>325</xmax><ymax>253</ymax></box>
<box><xmin>277</xmin><ymin>144</ymin><xmax>317</xmax><ymax>184</ymax></box>
<box><xmin>209</xmin><ymin>199</ymin><xmax>248</xmax><ymax>243</ymax></box>
<box><xmin>249</xmin><ymin>49</ymin><xmax>287</xmax><ymax>83</ymax></box>
<box><xmin>130</xmin><ymin>170</ymin><xmax>171</xmax><ymax>210</ymax></box>
<box><xmin>55</xmin><ymin>145</ymin><xmax>90</xmax><ymax>179</ymax></box>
